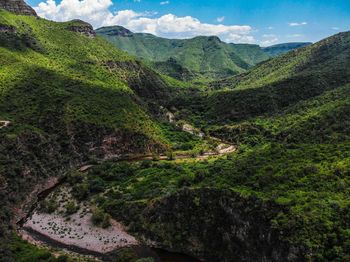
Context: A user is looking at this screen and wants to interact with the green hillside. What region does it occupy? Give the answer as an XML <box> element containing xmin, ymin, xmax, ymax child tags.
<box><xmin>263</xmin><ymin>42</ymin><xmax>312</xmax><ymax>57</ymax></box>
<box><xmin>2</xmin><ymin>2</ymin><xmax>350</xmax><ymax>262</ymax></box>
<box><xmin>97</xmin><ymin>32</ymin><xmax>350</xmax><ymax>261</ymax></box>
<box><xmin>0</xmin><ymin>9</ymin><xmax>175</xmax><ymax>260</ymax></box>
<box><xmin>96</xmin><ymin>26</ymin><xmax>270</xmax><ymax>82</ymax></box>
<box><xmin>207</xmin><ymin>31</ymin><xmax>350</xmax><ymax>122</ymax></box>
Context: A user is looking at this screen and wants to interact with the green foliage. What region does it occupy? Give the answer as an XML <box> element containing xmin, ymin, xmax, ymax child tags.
<box><xmin>208</xmin><ymin>32</ymin><xmax>350</xmax><ymax>122</ymax></box>
<box><xmin>65</xmin><ymin>201</ymin><xmax>78</xmax><ymax>215</ymax></box>
<box><xmin>96</xmin><ymin>26</ymin><xmax>269</xmax><ymax>82</ymax></box>
<box><xmin>0</xmin><ymin>9</ymin><xmax>169</xmax><ymax>149</ymax></box>
<box><xmin>263</xmin><ymin>42</ymin><xmax>312</xmax><ymax>57</ymax></box>
<box><xmin>91</xmin><ymin>207</ymin><xmax>111</xmax><ymax>228</ymax></box>
<box><xmin>7</xmin><ymin>235</ymin><xmax>69</xmax><ymax>262</ymax></box>
<box><xmin>39</xmin><ymin>199</ymin><xmax>59</xmax><ymax>214</ymax></box>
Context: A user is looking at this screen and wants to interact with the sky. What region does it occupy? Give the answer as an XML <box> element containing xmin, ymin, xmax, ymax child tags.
<box><xmin>26</xmin><ymin>0</ymin><xmax>350</xmax><ymax>46</ymax></box>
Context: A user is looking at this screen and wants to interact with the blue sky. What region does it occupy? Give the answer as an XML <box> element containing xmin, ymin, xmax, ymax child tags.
<box><xmin>27</xmin><ymin>0</ymin><xmax>350</xmax><ymax>46</ymax></box>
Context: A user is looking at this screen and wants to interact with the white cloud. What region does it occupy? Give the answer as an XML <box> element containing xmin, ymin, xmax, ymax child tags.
<box><xmin>35</xmin><ymin>0</ymin><xmax>113</xmax><ymax>27</ymax></box>
<box><xmin>287</xmin><ymin>34</ymin><xmax>303</xmax><ymax>38</ymax></box>
<box><xmin>267</xmin><ymin>26</ymin><xmax>274</xmax><ymax>30</ymax></box>
<box><xmin>160</xmin><ymin>1</ymin><xmax>170</xmax><ymax>5</ymax></box>
<box><xmin>332</xmin><ymin>27</ymin><xmax>340</xmax><ymax>30</ymax></box>
<box><xmin>34</xmin><ymin>0</ymin><xmax>255</xmax><ymax>43</ymax></box>
<box><xmin>216</xmin><ymin>16</ymin><xmax>225</xmax><ymax>23</ymax></box>
<box><xmin>260</xmin><ymin>34</ymin><xmax>278</xmax><ymax>46</ymax></box>
<box><xmin>288</xmin><ymin>22</ymin><xmax>307</xmax><ymax>27</ymax></box>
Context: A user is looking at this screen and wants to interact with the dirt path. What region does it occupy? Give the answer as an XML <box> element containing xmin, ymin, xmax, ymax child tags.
<box><xmin>17</xmin><ymin>121</ymin><xmax>237</xmax><ymax>259</ymax></box>
<box><xmin>124</xmin><ymin>143</ymin><xmax>236</xmax><ymax>162</ymax></box>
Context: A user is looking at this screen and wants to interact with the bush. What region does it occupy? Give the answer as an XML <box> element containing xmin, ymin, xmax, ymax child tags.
<box><xmin>166</xmin><ymin>151</ymin><xmax>175</xmax><ymax>160</ymax></box>
<box><xmin>72</xmin><ymin>183</ymin><xmax>89</xmax><ymax>200</ymax></box>
<box><xmin>91</xmin><ymin>208</ymin><xmax>111</xmax><ymax>228</ymax></box>
<box><xmin>39</xmin><ymin>199</ymin><xmax>58</xmax><ymax>214</ymax></box>
<box><xmin>65</xmin><ymin>201</ymin><xmax>78</xmax><ymax>215</ymax></box>
<box><xmin>152</xmin><ymin>153</ymin><xmax>160</xmax><ymax>161</ymax></box>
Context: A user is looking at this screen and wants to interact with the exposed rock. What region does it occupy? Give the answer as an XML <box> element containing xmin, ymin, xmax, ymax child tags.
<box><xmin>0</xmin><ymin>0</ymin><xmax>37</xmax><ymax>16</ymax></box>
<box><xmin>165</xmin><ymin>111</ymin><xmax>175</xmax><ymax>123</ymax></box>
<box><xmin>182</xmin><ymin>123</ymin><xmax>205</xmax><ymax>138</ymax></box>
<box><xmin>121</xmin><ymin>188</ymin><xmax>307</xmax><ymax>262</ymax></box>
<box><xmin>79</xmin><ymin>165</ymin><xmax>94</xmax><ymax>173</ymax></box>
<box><xmin>67</xmin><ymin>122</ymin><xmax>166</xmax><ymax>160</ymax></box>
<box><xmin>0</xmin><ymin>24</ymin><xmax>17</xmax><ymax>34</ymax></box>
<box><xmin>0</xmin><ymin>120</ymin><xmax>11</xmax><ymax>128</ymax></box>
<box><xmin>0</xmin><ymin>23</ymin><xmax>44</xmax><ymax>52</ymax></box>
<box><xmin>67</xmin><ymin>20</ymin><xmax>96</xmax><ymax>38</ymax></box>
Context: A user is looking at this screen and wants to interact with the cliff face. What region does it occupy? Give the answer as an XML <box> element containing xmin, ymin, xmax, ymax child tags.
<box><xmin>0</xmin><ymin>0</ymin><xmax>37</xmax><ymax>16</ymax></box>
<box><xmin>67</xmin><ymin>20</ymin><xmax>96</xmax><ymax>38</ymax></box>
<box><xmin>119</xmin><ymin>189</ymin><xmax>307</xmax><ymax>262</ymax></box>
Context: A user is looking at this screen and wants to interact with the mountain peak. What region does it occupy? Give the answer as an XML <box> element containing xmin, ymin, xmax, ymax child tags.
<box><xmin>0</xmin><ymin>0</ymin><xmax>37</xmax><ymax>16</ymax></box>
<box><xmin>96</xmin><ymin>26</ymin><xmax>133</xmax><ymax>37</ymax></box>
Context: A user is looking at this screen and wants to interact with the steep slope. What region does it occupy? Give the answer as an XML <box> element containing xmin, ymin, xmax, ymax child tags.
<box><xmin>207</xmin><ymin>31</ymin><xmax>350</xmax><ymax>122</ymax></box>
<box><xmin>82</xmin><ymin>35</ymin><xmax>350</xmax><ymax>261</ymax></box>
<box><xmin>0</xmin><ymin>9</ymin><xmax>174</xmax><ymax>260</ymax></box>
<box><xmin>96</xmin><ymin>26</ymin><xmax>270</xmax><ymax>82</ymax></box>
<box><xmin>0</xmin><ymin>0</ymin><xmax>36</xmax><ymax>16</ymax></box>
<box><xmin>263</xmin><ymin>42</ymin><xmax>312</xmax><ymax>57</ymax></box>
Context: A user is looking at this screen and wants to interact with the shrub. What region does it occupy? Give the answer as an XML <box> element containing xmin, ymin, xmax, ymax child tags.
<box><xmin>72</xmin><ymin>183</ymin><xmax>89</xmax><ymax>200</ymax></box>
<box><xmin>91</xmin><ymin>208</ymin><xmax>111</xmax><ymax>228</ymax></box>
<box><xmin>166</xmin><ymin>151</ymin><xmax>175</xmax><ymax>160</ymax></box>
<box><xmin>65</xmin><ymin>201</ymin><xmax>78</xmax><ymax>215</ymax></box>
<box><xmin>39</xmin><ymin>199</ymin><xmax>58</xmax><ymax>214</ymax></box>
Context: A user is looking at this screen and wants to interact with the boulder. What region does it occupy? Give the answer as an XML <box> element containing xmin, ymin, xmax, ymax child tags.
<box><xmin>0</xmin><ymin>0</ymin><xmax>37</xmax><ymax>16</ymax></box>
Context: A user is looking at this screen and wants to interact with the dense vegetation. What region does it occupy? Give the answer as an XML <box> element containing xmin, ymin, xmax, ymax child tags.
<box><xmin>96</xmin><ymin>26</ymin><xmax>270</xmax><ymax>82</ymax></box>
<box><xmin>263</xmin><ymin>42</ymin><xmax>312</xmax><ymax>57</ymax></box>
<box><xmin>0</xmin><ymin>9</ymin><xmax>175</xmax><ymax>261</ymax></box>
<box><xmin>1</xmin><ymin>2</ymin><xmax>350</xmax><ymax>261</ymax></box>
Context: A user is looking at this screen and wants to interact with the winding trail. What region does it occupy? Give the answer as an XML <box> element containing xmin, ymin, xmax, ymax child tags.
<box><xmin>16</xmin><ymin>123</ymin><xmax>236</xmax><ymax>260</ymax></box>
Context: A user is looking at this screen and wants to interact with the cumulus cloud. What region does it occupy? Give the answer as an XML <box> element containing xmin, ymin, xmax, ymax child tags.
<box><xmin>34</xmin><ymin>0</ymin><xmax>255</xmax><ymax>43</ymax></box>
<box><xmin>260</xmin><ymin>34</ymin><xmax>278</xmax><ymax>46</ymax></box>
<box><xmin>160</xmin><ymin>1</ymin><xmax>170</xmax><ymax>5</ymax></box>
<box><xmin>288</xmin><ymin>22</ymin><xmax>307</xmax><ymax>27</ymax></box>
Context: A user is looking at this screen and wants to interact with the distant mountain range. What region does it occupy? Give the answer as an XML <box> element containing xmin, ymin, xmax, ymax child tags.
<box><xmin>96</xmin><ymin>26</ymin><xmax>311</xmax><ymax>82</ymax></box>
<box><xmin>263</xmin><ymin>42</ymin><xmax>312</xmax><ymax>57</ymax></box>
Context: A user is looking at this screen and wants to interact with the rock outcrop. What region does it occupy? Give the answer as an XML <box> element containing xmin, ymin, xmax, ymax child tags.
<box><xmin>99</xmin><ymin>26</ymin><xmax>133</xmax><ymax>37</ymax></box>
<box><xmin>119</xmin><ymin>188</ymin><xmax>307</xmax><ymax>262</ymax></box>
<box><xmin>0</xmin><ymin>0</ymin><xmax>37</xmax><ymax>16</ymax></box>
<box><xmin>67</xmin><ymin>20</ymin><xmax>96</xmax><ymax>38</ymax></box>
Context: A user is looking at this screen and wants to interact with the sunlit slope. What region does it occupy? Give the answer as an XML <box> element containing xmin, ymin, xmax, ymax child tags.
<box><xmin>96</xmin><ymin>26</ymin><xmax>269</xmax><ymax>82</ymax></box>
<box><xmin>208</xmin><ymin>31</ymin><xmax>350</xmax><ymax>121</ymax></box>
<box><xmin>0</xmin><ymin>10</ymin><xmax>170</xmax><ymax>152</ymax></box>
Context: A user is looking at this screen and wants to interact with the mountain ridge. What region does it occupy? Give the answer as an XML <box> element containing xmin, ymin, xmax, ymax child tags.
<box><xmin>96</xmin><ymin>25</ymin><xmax>270</xmax><ymax>82</ymax></box>
<box><xmin>0</xmin><ymin>0</ymin><xmax>36</xmax><ymax>16</ymax></box>
<box><xmin>96</xmin><ymin>25</ymin><xmax>312</xmax><ymax>82</ymax></box>
<box><xmin>263</xmin><ymin>42</ymin><xmax>312</xmax><ymax>57</ymax></box>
